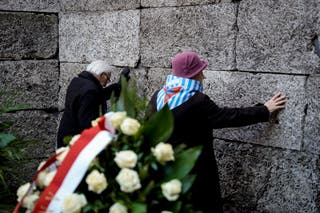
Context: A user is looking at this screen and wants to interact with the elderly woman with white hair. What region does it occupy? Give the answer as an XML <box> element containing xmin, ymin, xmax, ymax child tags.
<box><xmin>57</xmin><ymin>60</ymin><xmax>130</xmax><ymax>148</ymax></box>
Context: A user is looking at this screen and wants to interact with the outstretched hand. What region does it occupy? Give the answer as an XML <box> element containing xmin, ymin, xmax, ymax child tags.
<box><xmin>264</xmin><ymin>92</ymin><xmax>286</xmax><ymax>113</ymax></box>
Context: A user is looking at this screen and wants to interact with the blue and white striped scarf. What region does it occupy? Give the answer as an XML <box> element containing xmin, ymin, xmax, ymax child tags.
<box><xmin>156</xmin><ymin>75</ymin><xmax>203</xmax><ymax>111</ymax></box>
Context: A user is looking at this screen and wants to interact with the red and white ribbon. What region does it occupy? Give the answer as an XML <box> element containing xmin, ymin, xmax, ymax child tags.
<box><xmin>14</xmin><ymin>114</ymin><xmax>115</xmax><ymax>213</ymax></box>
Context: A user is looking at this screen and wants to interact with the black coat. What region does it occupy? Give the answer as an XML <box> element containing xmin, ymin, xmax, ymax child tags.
<box><xmin>150</xmin><ymin>91</ymin><xmax>269</xmax><ymax>213</ymax></box>
<box><xmin>57</xmin><ymin>71</ymin><xmax>120</xmax><ymax>148</ymax></box>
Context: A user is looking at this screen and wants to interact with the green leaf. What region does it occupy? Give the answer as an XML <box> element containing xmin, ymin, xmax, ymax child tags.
<box><xmin>0</xmin><ymin>105</ymin><xmax>28</xmax><ymax>113</ymax></box>
<box><xmin>131</xmin><ymin>202</ymin><xmax>147</xmax><ymax>213</ymax></box>
<box><xmin>163</xmin><ymin>146</ymin><xmax>202</xmax><ymax>181</ymax></box>
<box><xmin>115</xmin><ymin>76</ymin><xmax>136</xmax><ymax>117</ymax></box>
<box><xmin>0</xmin><ymin>121</ymin><xmax>14</xmax><ymax>131</ymax></box>
<box><xmin>181</xmin><ymin>174</ymin><xmax>196</xmax><ymax>193</ymax></box>
<box><xmin>172</xmin><ymin>201</ymin><xmax>182</xmax><ymax>213</ymax></box>
<box><xmin>0</xmin><ymin>134</ymin><xmax>16</xmax><ymax>148</ymax></box>
<box><xmin>142</xmin><ymin>105</ymin><xmax>173</xmax><ymax>146</ymax></box>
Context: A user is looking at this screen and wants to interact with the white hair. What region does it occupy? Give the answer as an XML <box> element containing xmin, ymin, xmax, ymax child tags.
<box><xmin>86</xmin><ymin>60</ymin><xmax>116</xmax><ymax>75</ymax></box>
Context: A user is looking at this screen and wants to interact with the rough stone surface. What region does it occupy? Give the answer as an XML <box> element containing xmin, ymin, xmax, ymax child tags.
<box><xmin>302</xmin><ymin>75</ymin><xmax>320</xmax><ymax>154</ymax></box>
<box><xmin>0</xmin><ymin>12</ymin><xmax>58</xmax><ymax>60</ymax></box>
<box><xmin>144</xmin><ymin>68</ymin><xmax>171</xmax><ymax>98</ymax></box>
<box><xmin>0</xmin><ymin>60</ymin><xmax>59</xmax><ymax>109</ymax></box>
<box><xmin>59</xmin><ymin>10</ymin><xmax>140</xmax><ymax>67</ymax></box>
<box><xmin>214</xmin><ymin>139</ymin><xmax>320</xmax><ymax>212</ymax></box>
<box><xmin>60</xmin><ymin>0</ymin><xmax>140</xmax><ymax>11</ymax></box>
<box><xmin>128</xmin><ymin>68</ymin><xmax>149</xmax><ymax>98</ymax></box>
<box><xmin>140</xmin><ymin>4</ymin><xmax>237</xmax><ymax>70</ymax></box>
<box><xmin>1</xmin><ymin>0</ymin><xmax>319</xmax><ymax>211</ymax></box>
<box><xmin>1</xmin><ymin>110</ymin><xmax>58</xmax><ymax>159</ymax></box>
<box><xmin>0</xmin><ymin>0</ymin><xmax>59</xmax><ymax>12</ymax></box>
<box><xmin>141</xmin><ymin>0</ymin><xmax>231</xmax><ymax>7</ymax></box>
<box><xmin>204</xmin><ymin>71</ymin><xmax>306</xmax><ymax>150</ymax></box>
<box><xmin>237</xmin><ymin>0</ymin><xmax>320</xmax><ymax>74</ymax></box>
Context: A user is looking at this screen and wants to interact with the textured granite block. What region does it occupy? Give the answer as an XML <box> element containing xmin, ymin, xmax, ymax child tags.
<box><xmin>0</xmin><ymin>12</ymin><xmax>58</xmax><ymax>60</ymax></box>
<box><xmin>60</xmin><ymin>0</ymin><xmax>140</xmax><ymax>11</ymax></box>
<box><xmin>302</xmin><ymin>75</ymin><xmax>320</xmax><ymax>154</ymax></box>
<box><xmin>0</xmin><ymin>0</ymin><xmax>59</xmax><ymax>12</ymax></box>
<box><xmin>1</xmin><ymin>110</ymin><xmax>58</xmax><ymax>159</ymax></box>
<box><xmin>214</xmin><ymin>139</ymin><xmax>320</xmax><ymax>212</ymax></box>
<box><xmin>141</xmin><ymin>4</ymin><xmax>237</xmax><ymax>70</ymax></box>
<box><xmin>255</xmin><ymin>152</ymin><xmax>320</xmax><ymax>213</ymax></box>
<box><xmin>203</xmin><ymin>71</ymin><xmax>306</xmax><ymax>150</ymax></box>
<box><xmin>144</xmin><ymin>68</ymin><xmax>171</xmax><ymax>99</ymax></box>
<box><xmin>0</xmin><ymin>60</ymin><xmax>59</xmax><ymax>109</ymax></box>
<box><xmin>59</xmin><ymin>10</ymin><xmax>140</xmax><ymax>67</ymax></box>
<box><xmin>141</xmin><ymin>0</ymin><xmax>231</xmax><ymax>7</ymax></box>
<box><xmin>237</xmin><ymin>0</ymin><xmax>320</xmax><ymax>74</ymax></box>
<box><xmin>128</xmin><ymin>68</ymin><xmax>149</xmax><ymax>98</ymax></box>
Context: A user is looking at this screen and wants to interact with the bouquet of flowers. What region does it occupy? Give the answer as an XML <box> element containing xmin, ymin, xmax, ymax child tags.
<box><xmin>15</xmin><ymin>79</ymin><xmax>202</xmax><ymax>213</ymax></box>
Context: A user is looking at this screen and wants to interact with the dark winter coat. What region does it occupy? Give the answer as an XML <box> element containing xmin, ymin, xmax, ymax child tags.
<box><xmin>150</xmin><ymin>91</ymin><xmax>270</xmax><ymax>213</ymax></box>
<box><xmin>57</xmin><ymin>71</ymin><xmax>120</xmax><ymax>148</ymax></box>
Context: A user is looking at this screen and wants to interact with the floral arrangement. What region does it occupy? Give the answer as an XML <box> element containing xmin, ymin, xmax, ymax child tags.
<box><xmin>15</xmin><ymin>79</ymin><xmax>202</xmax><ymax>213</ymax></box>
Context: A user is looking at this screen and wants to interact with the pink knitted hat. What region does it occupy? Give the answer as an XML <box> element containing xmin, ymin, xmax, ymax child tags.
<box><xmin>172</xmin><ymin>51</ymin><xmax>208</xmax><ymax>78</ymax></box>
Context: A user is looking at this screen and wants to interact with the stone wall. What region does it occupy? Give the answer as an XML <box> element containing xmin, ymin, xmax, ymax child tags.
<box><xmin>0</xmin><ymin>0</ymin><xmax>319</xmax><ymax>212</ymax></box>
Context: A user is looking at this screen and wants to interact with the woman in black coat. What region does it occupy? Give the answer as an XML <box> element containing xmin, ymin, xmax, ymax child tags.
<box><xmin>149</xmin><ymin>51</ymin><xmax>286</xmax><ymax>212</ymax></box>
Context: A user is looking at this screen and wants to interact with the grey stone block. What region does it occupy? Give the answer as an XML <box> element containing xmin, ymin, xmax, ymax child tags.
<box><xmin>141</xmin><ymin>0</ymin><xmax>232</xmax><ymax>7</ymax></box>
<box><xmin>237</xmin><ymin>0</ymin><xmax>320</xmax><ymax>74</ymax></box>
<box><xmin>144</xmin><ymin>68</ymin><xmax>171</xmax><ymax>99</ymax></box>
<box><xmin>203</xmin><ymin>71</ymin><xmax>306</xmax><ymax>150</ymax></box>
<box><xmin>59</xmin><ymin>10</ymin><xmax>140</xmax><ymax>67</ymax></box>
<box><xmin>60</xmin><ymin>0</ymin><xmax>140</xmax><ymax>11</ymax></box>
<box><xmin>127</xmin><ymin>68</ymin><xmax>148</xmax><ymax>99</ymax></box>
<box><xmin>140</xmin><ymin>4</ymin><xmax>237</xmax><ymax>70</ymax></box>
<box><xmin>214</xmin><ymin>139</ymin><xmax>320</xmax><ymax>212</ymax></box>
<box><xmin>0</xmin><ymin>0</ymin><xmax>59</xmax><ymax>12</ymax></box>
<box><xmin>255</xmin><ymin>152</ymin><xmax>320</xmax><ymax>213</ymax></box>
<box><xmin>0</xmin><ymin>60</ymin><xmax>59</xmax><ymax>109</ymax></box>
<box><xmin>302</xmin><ymin>75</ymin><xmax>320</xmax><ymax>154</ymax></box>
<box><xmin>0</xmin><ymin>12</ymin><xmax>58</xmax><ymax>60</ymax></box>
<box><xmin>1</xmin><ymin>110</ymin><xmax>58</xmax><ymax>159</ymax></box>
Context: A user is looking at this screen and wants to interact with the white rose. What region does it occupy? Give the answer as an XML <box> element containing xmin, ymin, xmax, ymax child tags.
<box><xmin>69</xmin><ymin>134</ymin><xmax>80</xmax><ymax>146</ymax></box>
<box><xmin>44</xmin><ymin>170</ymin><xmax>56</xmax><ymax>187</ymax></box>
<box><xmin>161</xmin><ymin>179</ymin><xmax>182</xmax><ymax>201</ymax></box>
<box><xmin>120</xmin><ymin>118</ymin><xmax>141</xmax><ymax>136</ymax></box>
<box><xmin>56</xmin><ymin>147</ymin><xmax>70</xmax><ymax>163</ymax></box>
<box><xmin>114</xmin><ymin>150</ymin><xmax>137</xmax><ymax>169</ymax></box>
<box><xmin>116</xmin><ymin>168</ymin><xmax>141</xmax><ymax>193</ymax></box>
<box><xmin>62</xmin><ymin>193</ymin><xmax>87</xmax><ymax>213</ymax></box>
<box><xmin>17</xmin><ymin>182</ymin><xmax>30</xmax><ymax>201</ymax></box>
<box><xmin>37</xmin><ymin>161</ymin><xmax>46</xmax><ymax>171</ymax></box>
<box><xmin>152</xmin><ymin>142</ymin><xmax>174</xmax><ymax>164</ymax></box>
<box><xmin>22</xmin><ymin>192</ymin><xmax>39</xmax><ymax>210</ymax></box>
<box><xmin>110</xmin><ymin>111</ymin><xmax>127</xmax><ymax>129</ymax></box>
<box><xmin>109</xmin><ymin>202</ymin><xmax>128</xmax><ymax>213</ymax></box>
<box><xmin>85</xmin><ymin>170</ymin><xmax>108</xmax><ymax>194</ymax></box>
<box><xmin>36</xmin><ymin>170</ymin><xmax>48</xmax><ymax>188</ymax></box>
<box><xmin>91</xmin><ymin>117</ymin><xmax>101</xmax><ymax>127</ymax></box>
<box><xmin>36</xmin><ymin>161</ymin><xmax>48</xmax><ymax>188</ymax></box>
<box><xmin>161</xmin><ymin>211</ymin><xmax>173</xmax><ymax>213</ymax></box>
